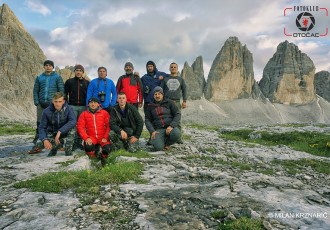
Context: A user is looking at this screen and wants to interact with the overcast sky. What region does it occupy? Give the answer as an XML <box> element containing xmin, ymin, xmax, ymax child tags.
<box><xmin>1</xmin><ymin>0</ymin><xmax>329</xmax><ymax>82</ymax></box>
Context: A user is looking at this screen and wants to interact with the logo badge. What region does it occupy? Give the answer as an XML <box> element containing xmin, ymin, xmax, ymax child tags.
<box><xmin>296</xmin><ymin>12</ymin><xmax>315</xmax><ymax>31</ymax></box>
<box><xmin>284</xmin><ymin>6</ymin><xmax>328</xmax><ymax>37</ymax></box>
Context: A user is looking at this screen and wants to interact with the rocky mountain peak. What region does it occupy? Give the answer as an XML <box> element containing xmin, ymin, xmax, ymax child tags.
<box><xmin>0</xmin><ymin>3</ymin><xmax>26</xmax><ymax>32</ymax></box>
<box><xmin>259</xmin><ymin>41</ymin><xmax>316</xmax><ymax>104</ymax></box>
<box><xmin>204</xmin><ymin>36</ymin><xmax>257</xmax><ymax>101</ymax></box>
<box><xmin>181</xmin><ymin>57</ymin><xmax>205</xmax><ymax>100</ymax></box>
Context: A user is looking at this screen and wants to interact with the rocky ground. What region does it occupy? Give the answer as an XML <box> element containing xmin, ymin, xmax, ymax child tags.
<box><xmin>0</xmin><ymin>125</ymin><xmax>330</xmax><ymax>230</ymax></box>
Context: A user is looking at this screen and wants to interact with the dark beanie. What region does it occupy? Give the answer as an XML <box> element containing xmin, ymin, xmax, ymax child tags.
<box><xmin>88</xmin><ymin>97</ymin><xmax>99</xmax><ymax>103</ymax></box>
<box><xmin>74</xmin><ymin>64</ymin><xmax>84</xmax><ymax>72</ymax></box>
<box><xmin>146</xmin><ymin>60</ymin><xmax>155</xmax><ymax>67</ymax></box>
<box><xmin>44</xmin><ymin>60</ymin><xmax>54</xmax><ymax>68</ymax></box>
<box><xmin>124</xmin><ymin>62</ymin><xmax>134</xmax><ymax>69</ymax></box>
<box><xmin>153</xmin><ymin>86</ymin><xmax>164</xmax><ymax>95</ymax></box>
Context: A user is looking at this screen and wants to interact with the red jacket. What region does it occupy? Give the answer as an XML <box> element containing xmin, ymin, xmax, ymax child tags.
<box><xmin>116</xmin><ymin>74</ymin><xmax>143</xmax><ymax>104</ymax></box>
<box><xmin>77</xmin><ymin>108</ymin><xmax>110</xmax><ymax>145</ymax></box>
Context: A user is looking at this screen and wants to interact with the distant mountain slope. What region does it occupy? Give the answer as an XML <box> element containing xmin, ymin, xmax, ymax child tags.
<box><xmin>0</xmin><ymin>3</ymin><xmax>46</xmax><ymax>121</ymax></box>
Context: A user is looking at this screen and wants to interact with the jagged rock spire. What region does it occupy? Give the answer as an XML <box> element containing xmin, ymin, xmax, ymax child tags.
<box><xmin>204</xmin><ymin>36</ymin><xmax>257</xmax><ymax>101</ymax></box>
<box><xmin>181</xmin><ymin>56</ymin><xmax>205</xmax><ymax>100</ymax></box>
<box><xmin>259</xmin><ymin>40</ymin><xmax>316</xmax><ymax>104</ymax></box>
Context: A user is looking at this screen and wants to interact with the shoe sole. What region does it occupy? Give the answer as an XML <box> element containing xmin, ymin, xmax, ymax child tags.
<box><xmin>28</xmin><ymin>149</ymin><xmax>42</xmax><ymax>154</ymax></box>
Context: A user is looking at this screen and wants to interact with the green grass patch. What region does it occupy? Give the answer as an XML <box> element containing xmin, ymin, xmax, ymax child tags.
<box><xmin>256</xmin><ymin>168</ymin><xmax>275</xmax><ymax>175</ymax></box>
<box><xmin>55</xmin><ymin>160</ymin><xmax>77</xmax><ymax>167</ymax></box>
<box><xmin>272</xmin><ymin>158</ymin><xmax>330</xmax><ymax>175</ymax></box>
<box><xmin>186</xmin><ymin>123</ymin><xmax>219</xmax><ymax>131</ymax></box>
<box><xmin>221</xmin><ymin>129</ymin><xmax>330</xmax><ymax>157</ymax></box>
<box><xmin>106</xmin><ymin>149</ymin><xmax>152</xmax><ymax>164</ymax></box>
<box><xmin>205</xmin><ymin>147</ymin><xmax>217</xmax><ymax>153</ymax></box>
<box><xmin>182</xmin><ymin>133</ymin><xmax>192</xmax><ymax>141</ymax></box>
<box><xmin>218</xmin><ymin>217</ymin><xmax>265</xmax><ymax>230</ymax></box>
<box><xmin>140</xmin><ymin>129</ymin><xmax>150</xmax><ymax>139</ymax></box>
<box><xmin>14</xmin><ymin>150</ymin><xmax>146</xmax><ymax>193</ymax></box>
<box><xmin>229</xmin><ymin>161</ymin><xmax>252</xmax><ymax>171</ymax></box>
<box><xmin>0</xmin><ymin>122</ymin><xmax>34</xmax><ymax>135</ymax></box>
<box><xmin>225</xmin><ymin>153</ymin><xmax>239</xmax><ymax>159</ymax></box>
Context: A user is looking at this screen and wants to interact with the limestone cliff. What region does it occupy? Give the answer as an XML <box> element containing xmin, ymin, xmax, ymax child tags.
<box><xmin>259</xmin><ymin>41</ymin><xmax>316</xmax><ymax>104</ymax></box>
<box><xmin>181</xmin><ymin>56</ymin><xmax>205</xmax><ymax>100</ymax></box>
<box><xmin>204</xmin><ymin>37</ymin><xmax>257</xmax><ymax>101</ymax></box>
<box><xmin>0</xmin><ymin>3</ymin><xmax>46</xmax><ymax>120</ymax></box>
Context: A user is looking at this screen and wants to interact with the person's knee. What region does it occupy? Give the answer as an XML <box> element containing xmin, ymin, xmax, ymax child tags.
<box><xmin>84</xmin><ymin>143</ymin><xmax>95</xmax><ymax>152</ymax></box>
<box><xmin>102</xmin><ymin>144</ymin><xmax>111</xmax><ymax>154</ymax></box>
<box><xmin>170</xmin><ymin>128</ymin><xmax>181</xmax><ymax>141</ymax></box>
<box><xmin>152</xmin><ymin>140</ymin><xmax>164</xmax><ymax>151</ymax></box>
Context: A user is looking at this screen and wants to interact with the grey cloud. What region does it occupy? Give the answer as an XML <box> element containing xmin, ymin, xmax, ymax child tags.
<box><xmin>31</xmin><ymin>0</ymin><xmax>329</xmax><ymax>82</ymax></box>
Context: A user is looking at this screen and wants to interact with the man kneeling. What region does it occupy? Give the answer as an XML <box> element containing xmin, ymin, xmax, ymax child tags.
<box><xmin>77</xmin><ymin>97</ymin><xmax>111</xmax><ymax>165</ymax></box>
<box><xmin>110</xmin><ymin>92</ymin><xmax>143</xmax><ymax>152</ymax></box>
<box><xmin>37</xmin><ymin>92</ymin><xmax>76</xmax><ymax>156</ymax></box>
<box><xmin>145</xmin><ymin>87</ymin><xmax>181</xmax><ymax>151</ymax></box>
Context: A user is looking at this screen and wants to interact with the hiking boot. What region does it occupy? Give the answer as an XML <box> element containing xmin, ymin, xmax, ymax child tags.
<box><xmin>125</xmin><ymin>142</ymin><xmax>137</xmax><ymax>153</ymax></box>
<box><xmin>32</xmin><ymin>135</ymin><xmax>39</xmax><ymax>145</ymax></box>
<box><xmin>146</xmin><ymin>138</ymin><xmax>152</xmax><ymax>146</ymax></box>
<box><xmin>101</xmin><ymin>158</ymin><xmax>107</xmax><ymax>167</ymax></box>
<box><xmin>48</xmin><ymin>149</ymin><xmax>57</xmax><ymax>157</ymax></box>
<box><xmin>28</xmin><ymin>146</ymin><xmax>42</xmax><ymax>154</ymax></box>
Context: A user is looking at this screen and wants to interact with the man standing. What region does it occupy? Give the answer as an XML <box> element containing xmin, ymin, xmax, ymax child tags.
<box><xmin>77</xmin><ymin>97</ymin><xmax>111</xmax><ymax>166</ymax></box>
<box><xmin>116</xmin><ymin>62</ymin><xmax>143</xmax><ymax>108</ymax></box>
<box><xmin>64</xmin><ymin>64</ymin><xmax>89</xmax><ymax>150</ymax></box>
<box><xmin>161</xmin><ymin>62</ymin><xmax>187</xmax><ymax>110</ymax></box>
<box><xmin>141</xmin><ymin>61</ymin><xmax>166</xmax><ymax>113</ymax></box>
<box><xmin>36</xmin><ymin>92</ymin><xmax>76</xmax><ymax>156</ymax></box>
<box><xmin>161</xmin><ymin>62</ymin><xmax>187</xmax><ymax>144</ymax></box>
<box><xmin>145</xmin><ymin>86</ymin><xmax>181</xmax><ymax>151</ymax></box>
<box><xmin>29</xmin><ymin>60</ymin><xmax>64</xmax><ymax>154</ymax></box>
<box><xmin>86</xmin><ymin>66</ymin><xmax>117</xmax><ymax>114</ymax></box>
<box><xmin>110</xmin><ymin>92</ymin><xmax>143</xmax><ymax>152</ymax></box>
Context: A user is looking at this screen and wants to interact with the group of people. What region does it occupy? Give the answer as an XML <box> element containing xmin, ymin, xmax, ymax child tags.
<box><xmin>29</xmin><ymin>59</ymin><xmax>187</xmax><ymax>164</ymax></box>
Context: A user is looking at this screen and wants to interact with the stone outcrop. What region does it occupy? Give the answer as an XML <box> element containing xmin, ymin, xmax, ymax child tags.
<box><xmin>56</xmin><ymin>66</ymin><xmax>90</xmax><ymax>83</ymax></box>
<box><xmin>0</xmin><ymin>3</ymin><xmax>46</xmax><ymax>120</ymax></box>
<box><xmin>56</xmin><ymin>66</ymin><xmax>75</xmax><ymax>82</ymax></box>
<box><xmin>181</xmin><ymin>56</ymin><xmax>205</xmax><ymax>100</ymax></box>
<box><xmin>204</xmin><ymin>37</ymin><xmax>257</xmax><ymax>101</ymax></box>
<box><xmin>314</xmin><ymin>71</ymin><xmax>330</xmax><ymax>102</ymax></box>
<box><xmin>259</xmin><ymin>41</ymin><xmax>316</xmax><ymax>104</ymax></box>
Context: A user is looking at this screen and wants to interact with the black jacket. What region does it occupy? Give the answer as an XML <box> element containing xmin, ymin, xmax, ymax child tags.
<box><xmin>110</xmin><ymin>103</ymin><xmax>144</xmax><ymax>138</ymax></box>
<box><xmin>145</xmin><ymin>99</ymin><xmax>181</xmax><ymax>133</ymax></box>
<box><xmin>64</xmin><ymin>77</ymin><xmax>89</xmax><ymax>106</ymax></box>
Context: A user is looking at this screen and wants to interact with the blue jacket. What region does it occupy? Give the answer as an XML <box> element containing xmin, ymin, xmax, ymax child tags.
<box><xmin>33</xmin><ymin>72</ymin><xmax>64</xmax><ymax>106</ymax></box>
<box><xmin>86</xmin><ymin>77</ymin><xmax>117</xmax><ymax>108</ymax></box>
<box><xmin>141</xmin><ymin>61</ymin><xmax>166</xmax><ymax>104</ymax></box>
<box><xmin>38</xmin><ymin>102</ymin><xmax>76</xmax><ymax>141</ymax></box>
